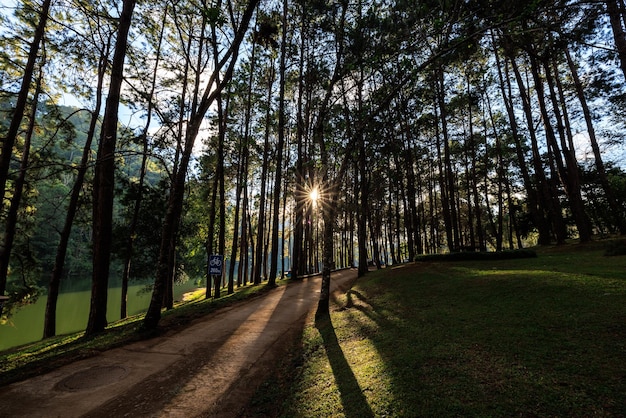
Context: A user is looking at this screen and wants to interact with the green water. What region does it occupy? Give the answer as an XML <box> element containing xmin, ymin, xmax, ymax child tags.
<box><xmin>0</xmin><ymin>281</ymin><xmax>203</xmax><ymax>352</ymax></box>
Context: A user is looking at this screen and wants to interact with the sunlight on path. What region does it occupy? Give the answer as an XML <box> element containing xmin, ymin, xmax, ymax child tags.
<box><xmin>159</xmin><ymin>287</ymin><xmax>287</xmax><ymax>416</ymax></box>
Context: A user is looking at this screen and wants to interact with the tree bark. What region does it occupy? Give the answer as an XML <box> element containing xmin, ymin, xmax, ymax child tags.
<box><xmin>86</xmin><ymin>0</ymin><xmax>136</xmax><ymax>335</ymax></box>
<box><xmin>268</xmin><ymin>0</ymin><xmax>289</xmax><ymax>287</ymax></box>
<box><xmin>508</xmin><ymin>46</ymin><xmax>567</xmax><ymax>244</ymax></box>
<box><xmin>120</xmin><ymin>5</ymin><xmax>167</xmax><ymax>319</ymax></box>
<box><xmin>493</xmin><ymin>33</ymin><xmax>550</xmax><ymax>245</ymax></box>
<box><xmin>540</xmin><ymin>54</ymin><xmax>592</xmax><ymax>242</ymax></box>
<box><xmin>253</xmin><ymin>62</ymin><xmax>275</xmax><ymax>285</ymax></box>
<box><xmin>433</xmin><ymin>76</ymin><xmax>455</xmax><ymax>253</ymax></box>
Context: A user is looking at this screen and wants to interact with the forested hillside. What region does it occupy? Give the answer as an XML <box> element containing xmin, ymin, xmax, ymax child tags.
<box><xmin>1</xmin><ymin>0</ymin><xmax>625</xmax><ymax>337</ymax></box>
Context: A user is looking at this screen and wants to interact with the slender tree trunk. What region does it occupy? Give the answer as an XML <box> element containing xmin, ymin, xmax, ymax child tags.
<box><xmin>387</xmin><ymin>182</ymin><xmax>397</xmax><ymax>264</ymax></box>
<box><xmin>87</xmin><ymin>0</ymin><xmax>136</xmax><ymax>335</ymax></box>
<box><xmin>248</xmin><ymin>210</ymin><xmax>255</xmax><ymax>282</ymax></box>
<box><xmin>349</xmin><ymin>178</ymin><xmax>356</xmax><ymax>266</ymax></box>
<box><xmin>264</xmin><ymin>171</ymin><xmax>274</xmax><ymax>280</ymax></box>
<box><xmin>315</xmin><ymin>188</ymin><xmax>337</xmax><ymax>318</ymax></box>
<box><xmin>493</xmin><ymin>34</ymin><xmax>551</xmax><ymax>244</ymax></box>
<box><xmin>120</xmin><ymin>6</ymin><xmax>167</xmax><ymax>319</ymax></box>
<box><xmin>508</xmin><ymin>47</ymin><xmax>567</xmax><ymax>244</ymax></box>
<box><xmin>437</xmin><ymin>70</ymin><xmax>460</xmax><ymax>252</ymax></box>
<box><xmin>228</xmin><ymin>137</ymin><xmax>244</xmax><ymax>293</ymax></box>
<box><xmin>208</xmin><ymin>20</ymin><xmax>230</xmax><ymax>299</ymax></box>
<box><xmin>466</xmin><ymin>75</ymin><xmax>485</xmax><ymax>251</ymax></box>
<box><xmin>357</xmin><ymin>134</ymin><xmax>369</xmax><ymax>276</ymax></box>
<box><xmin>253</xmin><ymin>62</ymin><xmax>275</xmax><ymax>285</ymax></box>
<box><xmin>401</xmin><ymin>119</ymin><xmax>418</xmax><ymax>260</ymax></box>
<box><xmin>291</xmin><ymin>3</ymin><xmax>309</xmax><ymax>280</ymax></box>
<box><xmin>484</xmin><ymin>84</ymin><xmax>505</xmax><ymax>251</ymax></box>
<box><xmin>540</xmin><ymin>54</ymin><xmax>592</xmax><ymax>242</ymax></box>
<box><xmin>238</xmin><ymin>178</ymin><xmax>250</xmax><ymax>286</ymax></box>
<box><xmin>268</xmin><ymin>0</ymin><xmax>289</xmax><ymax>286</ymax></box>
<box><xmin>433</xmin><ymin>85</ymin><xmax>454</xmax><ymax>252</ymax></box>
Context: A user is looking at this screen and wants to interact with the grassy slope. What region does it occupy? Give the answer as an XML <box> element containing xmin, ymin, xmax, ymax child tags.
<box><xmin>250</xmin><ymin>243</ymin><xmax>626</xmax><ymax>417</ymax></box>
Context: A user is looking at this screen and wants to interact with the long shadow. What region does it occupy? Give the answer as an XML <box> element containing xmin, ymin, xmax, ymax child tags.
<box><xmin>315</xmin><ymin>314</ymin><xmax>375</xmax><ymax>418</ymax></box>
<box><xmin>81</xmin><ymin>293</ymin><xmax>273</xmax><ymax>418</ymax></box>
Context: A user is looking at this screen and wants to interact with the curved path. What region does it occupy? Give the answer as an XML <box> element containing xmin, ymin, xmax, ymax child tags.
<box><xmin>0</xmin><ymin>269</ymin><xmax>357</xmax><ymax>417</ymax></box>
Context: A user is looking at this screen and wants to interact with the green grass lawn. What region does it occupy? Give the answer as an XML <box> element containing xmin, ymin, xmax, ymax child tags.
<box><xmin>250</xmin><ymin>243</ymin><xmax>626</xmax><ymax>417</ymax></box>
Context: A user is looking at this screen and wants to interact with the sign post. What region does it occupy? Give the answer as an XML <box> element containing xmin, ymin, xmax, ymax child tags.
<box><xmin>209</xmin><ymin>254</ymin><xmax>224</xmax><ymax>278</ymax></box>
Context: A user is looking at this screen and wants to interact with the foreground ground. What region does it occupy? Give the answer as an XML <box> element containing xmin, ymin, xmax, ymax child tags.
<box><xmin>0</xmin><ymin>269</ymin><xmax>357</xmax><ymax>417</ymax></box>
<box><xmin>248</xmin><ymin>243</ymin><xmax>626</xmax><ymax>417</ymax></box>
<box><xmin>2</xmin><ymin>242</ymin><xmax>625</xmax><ymax>417</ymax></box>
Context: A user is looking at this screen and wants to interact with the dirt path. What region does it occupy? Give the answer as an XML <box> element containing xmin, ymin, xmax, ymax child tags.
<box><xmin>0</xmin><ymin>269</ymin><xmax>357</xmax><ymax>417</ymax></box>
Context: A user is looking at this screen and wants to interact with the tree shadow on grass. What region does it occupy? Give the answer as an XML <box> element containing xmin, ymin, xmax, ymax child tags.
<box><xmin>315</xmin><ymin>313</ymin><xmax>375</xmax><ymax>418</ymax></box>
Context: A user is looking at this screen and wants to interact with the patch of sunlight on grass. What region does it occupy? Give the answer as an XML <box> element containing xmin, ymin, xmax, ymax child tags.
<box><xmin>456</xmin><ymin>267</ymin><xmax>554</xmax><ymax>277</ymax></box>
<box><xmin>450</xmin><ymin>266</ymin><xmax>626</xmax><ymax>297</ymax></box>
<box><xmin>293</xmin><ymin>354</ymin><xmax>343</xmax><ymax>417</ymax></box>
<box><xmin>343</xmin><ymin>337</ymin><xmax>396</xmax><ymax>415</ymax></box>
<box><xmin>289</xmin><ymin>302</ymin><xmax>397</xmax><ymax>417</ymax></box>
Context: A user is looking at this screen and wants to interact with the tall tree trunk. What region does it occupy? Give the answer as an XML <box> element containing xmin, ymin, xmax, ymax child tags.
<box><xmin>508</xmin><ymin>47</ymin><xmax>567</xmax><ymax>244</ymax></box>
<box><xmin>493</xmin><ymin>33</ymin><xmax>551</xmax><ymax>245</ymax></box>
<box><xmin>253</xmin><ymin>62</ymin><xmax>275</xmax><ymax>285</ymax></box>
<box><xmin>385</xmin><ymin>187</ymin><xmax>395</xmax><ymax>262</ymax></box>
<box><xmin>315</xmin><ymin>185</ymin><xmax>337</xmax><ymax>317</ymax></box>
<box><xmin>357</xmin><ymin>134</ymin><xmax>369</xmax><ymax>276</ymax></box>
<box><xmin>484</xmin><ymin>84</ymin><xmax>505</xmax><ymax>251</ymax></box>
<box><xmin>433</xmin><ymin>82</ymin><xmax>454</xmax><ymax>252</ymax></box>
<box><xmin>291</xmin><ymin>2</ymin><xmax>309</xmax><ymax>280</ymax></box>
<box><xmin>540</xmin><ymin>54</ymin><xmax>592</xmax><ymax>242</ymax></box>
<box><xmin>466</xmin><ymin>74</ymin><xmax>485</xmax><ymax>251</ymax></box>
<box><xmin>208</xmin><ymin>19</ymin><xmax>230</xmax><ymax>299</ymax></box>
<box><xmin>437</xmin><ymin>69</ymin><xmax>460</xmax><ymax>252</ymax></box>
<box><xmin>400</xmin><ymin>115</ymin><xmax>418</xmax><ymax>260</ymax></box>
<box><xmin>232</xmin><ymin>35</ymin><xmax>257</xmax><ymax>288</ymax></box>
<box><xmin>228</xmin><ymin>136</ymin><xmax>244</xmax><ymax>293</ymax></box>
<box><xmin>529</xmin><ymin>52</ymin><xmax>591</xmax><ymax>242</ymax></box>
<box><xmin>120</xmin><ymin>6</ymin><xmax>167</xmax><ymax>319</ymax></box>
<box><xmin>268</xmin><ymin>0</ymin><xmax>289</xmax><ymax>287</ymax></box>
<box><xmin>238</xmin><ymin>178</ymin><xmax>250</xmax><ymax>286</ymax></box>
<box><xmin>87</xmin><ymin>0</ymin><xmax>136</xmax><ymax>335</ymax></box>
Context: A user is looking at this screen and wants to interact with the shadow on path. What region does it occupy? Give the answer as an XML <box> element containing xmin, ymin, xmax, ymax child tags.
<box><xmin>315</xmin><ymin>314</ymin><xmax>374</xmax><ymax>418</ymax></box>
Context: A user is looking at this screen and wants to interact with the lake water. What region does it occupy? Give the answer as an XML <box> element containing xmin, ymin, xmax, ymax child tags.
<box><xmin>0</xmin><ymin>281</ymin><xmax>203</xmax><ymax>352</ymax></box>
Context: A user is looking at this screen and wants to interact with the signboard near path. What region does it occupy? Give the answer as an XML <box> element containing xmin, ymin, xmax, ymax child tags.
<box><xmin>209</xmin><ymin>254</ymin><xmax>224</xmax><ymax>276</ymax></box>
